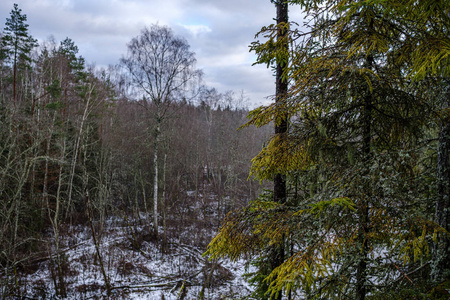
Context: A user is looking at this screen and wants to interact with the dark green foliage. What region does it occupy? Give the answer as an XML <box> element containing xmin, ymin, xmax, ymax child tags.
<box><xmin>0</xmin><ymin>3</ymin><xmax>38</xmax><ymax>67</ymax></box>
<box><xmin>244</xmin><ymin>256</ymin><xmax>273</xmax><ymax>300</ymax></box>
<box><xmin>207</xmin><ymin>0</ymin><xmax>450</xmax><ymax>299</ymax></box>
<box><xmin>58</xmin><ymin>37</ymin><xmax>85</xmax><ymax>76</ymax></box>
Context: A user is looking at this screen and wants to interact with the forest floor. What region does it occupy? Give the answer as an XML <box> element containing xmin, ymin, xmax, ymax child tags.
<box><xmin>6</xmin><ymin>214</ymin><xmax>255</xmax><ymax>299</ymax></box>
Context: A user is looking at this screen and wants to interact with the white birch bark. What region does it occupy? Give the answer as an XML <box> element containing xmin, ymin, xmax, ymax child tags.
<box><xmin>153</xmin><ymin>115</ymin><xmax>161</xmax><ymax>235</ymax></box>
<box><xmin>66</xmin><ymin>83</ymin><xmax>94</xmax><ymax>220</ymax></box>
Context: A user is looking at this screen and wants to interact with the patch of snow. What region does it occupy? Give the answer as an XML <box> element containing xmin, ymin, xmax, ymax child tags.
<box><xmin>10</xmin><ymin>215</ymin><xmax>254</xmax><ymax>299</ymax></box>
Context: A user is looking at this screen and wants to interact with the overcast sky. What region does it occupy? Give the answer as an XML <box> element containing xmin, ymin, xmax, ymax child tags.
<box><xmin>0</xmin><ymin>0</ymin><xmax>305</xmax><ymax>108</ymax></box>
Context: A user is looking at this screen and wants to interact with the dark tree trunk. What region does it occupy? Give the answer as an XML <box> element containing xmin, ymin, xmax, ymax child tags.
<box><xmin>432</xmin><ymin>94</ymin><xmax>450</xmax><ymax>282</ymax></box>
<box><xmin>270</xmin><ymin>1</ymin><xmax>288</xmax><ymax>299</ymax></box>
<box><xmin>273</xmin><ymin>0</ymin><xmax>288</xmax><ymax>206</ymax></box>
<box><xmin>13</xmin><ymin>60</ymin><xmax>17</xmax><ymax>110</ymax></box>
<box><xmin>356</xmin><ymin>108</ymin><xmax>370</xmax><ymax>299</ymax></box>
<box><xmin>356</xmin><ymin>54</ymin><xmax>373</xmax><ymax>300</ymax></box>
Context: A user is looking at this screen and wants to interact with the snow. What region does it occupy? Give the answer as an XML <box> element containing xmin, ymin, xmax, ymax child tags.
<box><xmin>11</xmin><ymin>216</ymin><xmax>255</xmax><ymax>299</ymax></box>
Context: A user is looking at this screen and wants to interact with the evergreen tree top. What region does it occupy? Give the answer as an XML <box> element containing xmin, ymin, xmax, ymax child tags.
<box><xmin>1</xmin><ymin>3</ymin><xmax>38</xmax><ymax>64</ymax></box>
<box><xmin>4</xmin><ymin>3</ymin><xmax>29</xmax><ymax>34</ymax></box>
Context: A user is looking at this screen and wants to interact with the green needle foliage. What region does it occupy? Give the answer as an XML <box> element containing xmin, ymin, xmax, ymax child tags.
<box><xmin>0</xmin><ymin>3</ymin><xmax>38</xmax><ymax>68</ymax></box>
<box><xmin>0</xmin><ymin>3</ymin><xmax>38</xmax><ymax>106</ymax></box>
<box><xmin>206</xmin><ymin>0</ymin><xmax>450</xmax><ymax>299</ymax></box>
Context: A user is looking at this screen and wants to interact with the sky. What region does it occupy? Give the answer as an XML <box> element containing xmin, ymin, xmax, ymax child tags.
<box><xmin>0</xmin><ymin>0</ymin><xmax>305</xmax><ymax>108</ymax></box>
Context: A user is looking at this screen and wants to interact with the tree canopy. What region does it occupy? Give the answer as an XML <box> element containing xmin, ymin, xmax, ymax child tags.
<box><xmin>206</xmin><ymin>1</ymin><xmax>450</xmax><ymax>299</ymax></box>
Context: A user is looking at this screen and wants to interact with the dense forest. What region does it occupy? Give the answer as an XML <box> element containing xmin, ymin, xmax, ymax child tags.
<box><xmin>1</xmin><ymin>0</ymin><xmax>450</xmax><ymax>299</ymax></box>
<box><xmin>0</xmin><ymin>3</ymin><xmax>270</xmax><ymax>299</ymax></box>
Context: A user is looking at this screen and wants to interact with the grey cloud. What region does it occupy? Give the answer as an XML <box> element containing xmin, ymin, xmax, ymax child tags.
<box><xmin>1</xmin><ymin>0</ymin><xmax>288</xmax><ymax>108</ymax></box>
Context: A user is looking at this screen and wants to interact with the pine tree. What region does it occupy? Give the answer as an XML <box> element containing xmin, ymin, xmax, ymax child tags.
<box><xmin>0</xmin><ymin>3</ymin><xmax>38</xmax><ymax>108</ymax></box>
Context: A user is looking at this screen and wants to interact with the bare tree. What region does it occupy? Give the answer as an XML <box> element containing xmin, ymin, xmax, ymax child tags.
<box><xmin>121</xmin><ymin>24</ymin><xmax>201</xmax><ymax>236</ymax></box>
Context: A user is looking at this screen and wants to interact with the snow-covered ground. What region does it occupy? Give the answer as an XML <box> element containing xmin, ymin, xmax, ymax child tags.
<box><xmin>7</xmin><ymin>216</ymin><xmax>255</xmax><ymax>299</ymax></box>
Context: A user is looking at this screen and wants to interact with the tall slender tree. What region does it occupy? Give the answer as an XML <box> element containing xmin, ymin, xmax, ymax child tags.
<box><xmin>271</xmin><ymin>1</ymin><xmax>289</xmax><ymax>299</ymax></box>
<box><xmin>273</xmin><ymin>0</ymin><xmax>288</xmax><ymax>207</ymax></box>
<box><xmin>121</xmin><ymin>24</ymin><xmax>201</xmax><ymax>236</ymax></box>
<box><xmin>0</xmin><ymin>3</ymin><xmax>37</xmax><ymax>109</ymax></box>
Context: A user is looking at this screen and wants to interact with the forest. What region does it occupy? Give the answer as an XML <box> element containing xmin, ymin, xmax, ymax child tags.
<box><xmin>1</xmin><ymin>0</ymin><xmax>449</xmax><ymax>299</ymax></box>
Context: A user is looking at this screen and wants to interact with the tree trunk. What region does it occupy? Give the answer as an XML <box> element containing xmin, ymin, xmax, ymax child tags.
<box><xmin>273</xmin><ymin>0</ymin><xmax>288</xmax><ymax>206</ymax></box>
<box><xmin>162</xmin><ymin>153</ymin><xmax>168</xmax><ymax>252</ymax></box>
<box><xmin>140</xmin><ymin>170</ymin><xmax>148</xmax><ymax>217</ymax></box>
<box><xmin>269</xmin><ymin>2</ymin><xmax>288</xmax><ymax>299</ymax></box>
<box><xmin>66</xmin><ymin>84</ymin><xmax>93</xmax><ymax>222</ymax></box>
<box><xmin>153</xmin><ymin>113</ymin><xmax>161</xmax><ymax>236</ymax></box>
<box><xmin>51</xmin><ymin>137</ymin><xmax>67</xmax><ymax>298</ymax></box>
<box><xmin>13</xmin><ymin>52</ymin><xmax>17</xmax><ymax>113</ymax></box>
<box><xmin>356</xmin><ymin>55</ymin><xmax>373</xmax><ymax>300</ymax></box>
<box><xmin>86</xmin><ymin>191</ymin><xmax>111</xmax><ymax>296</ymax></box>
<box><xmin>432</xmin><ymin>95</ymin><xmax>450</xmax><ymax>282</ymax></box>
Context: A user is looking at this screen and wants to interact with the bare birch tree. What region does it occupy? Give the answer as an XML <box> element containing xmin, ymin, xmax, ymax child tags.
<box><xmin>121</xmin><ymin>24</ymin><xmax>201</xmax><ymax>236</ymax></box>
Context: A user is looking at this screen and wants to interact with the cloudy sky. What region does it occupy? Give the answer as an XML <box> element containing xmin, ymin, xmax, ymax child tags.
<box><xmin>0</xmin><ymin>0</ymin><xmax>305</xmax><ymax>108</ymax></box>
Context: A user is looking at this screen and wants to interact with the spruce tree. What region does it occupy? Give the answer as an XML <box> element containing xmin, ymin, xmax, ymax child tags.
<box><xmin>206</xmin><ymin>0</ymin><xmax>445</xmax><ymax>298</ymax></box>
